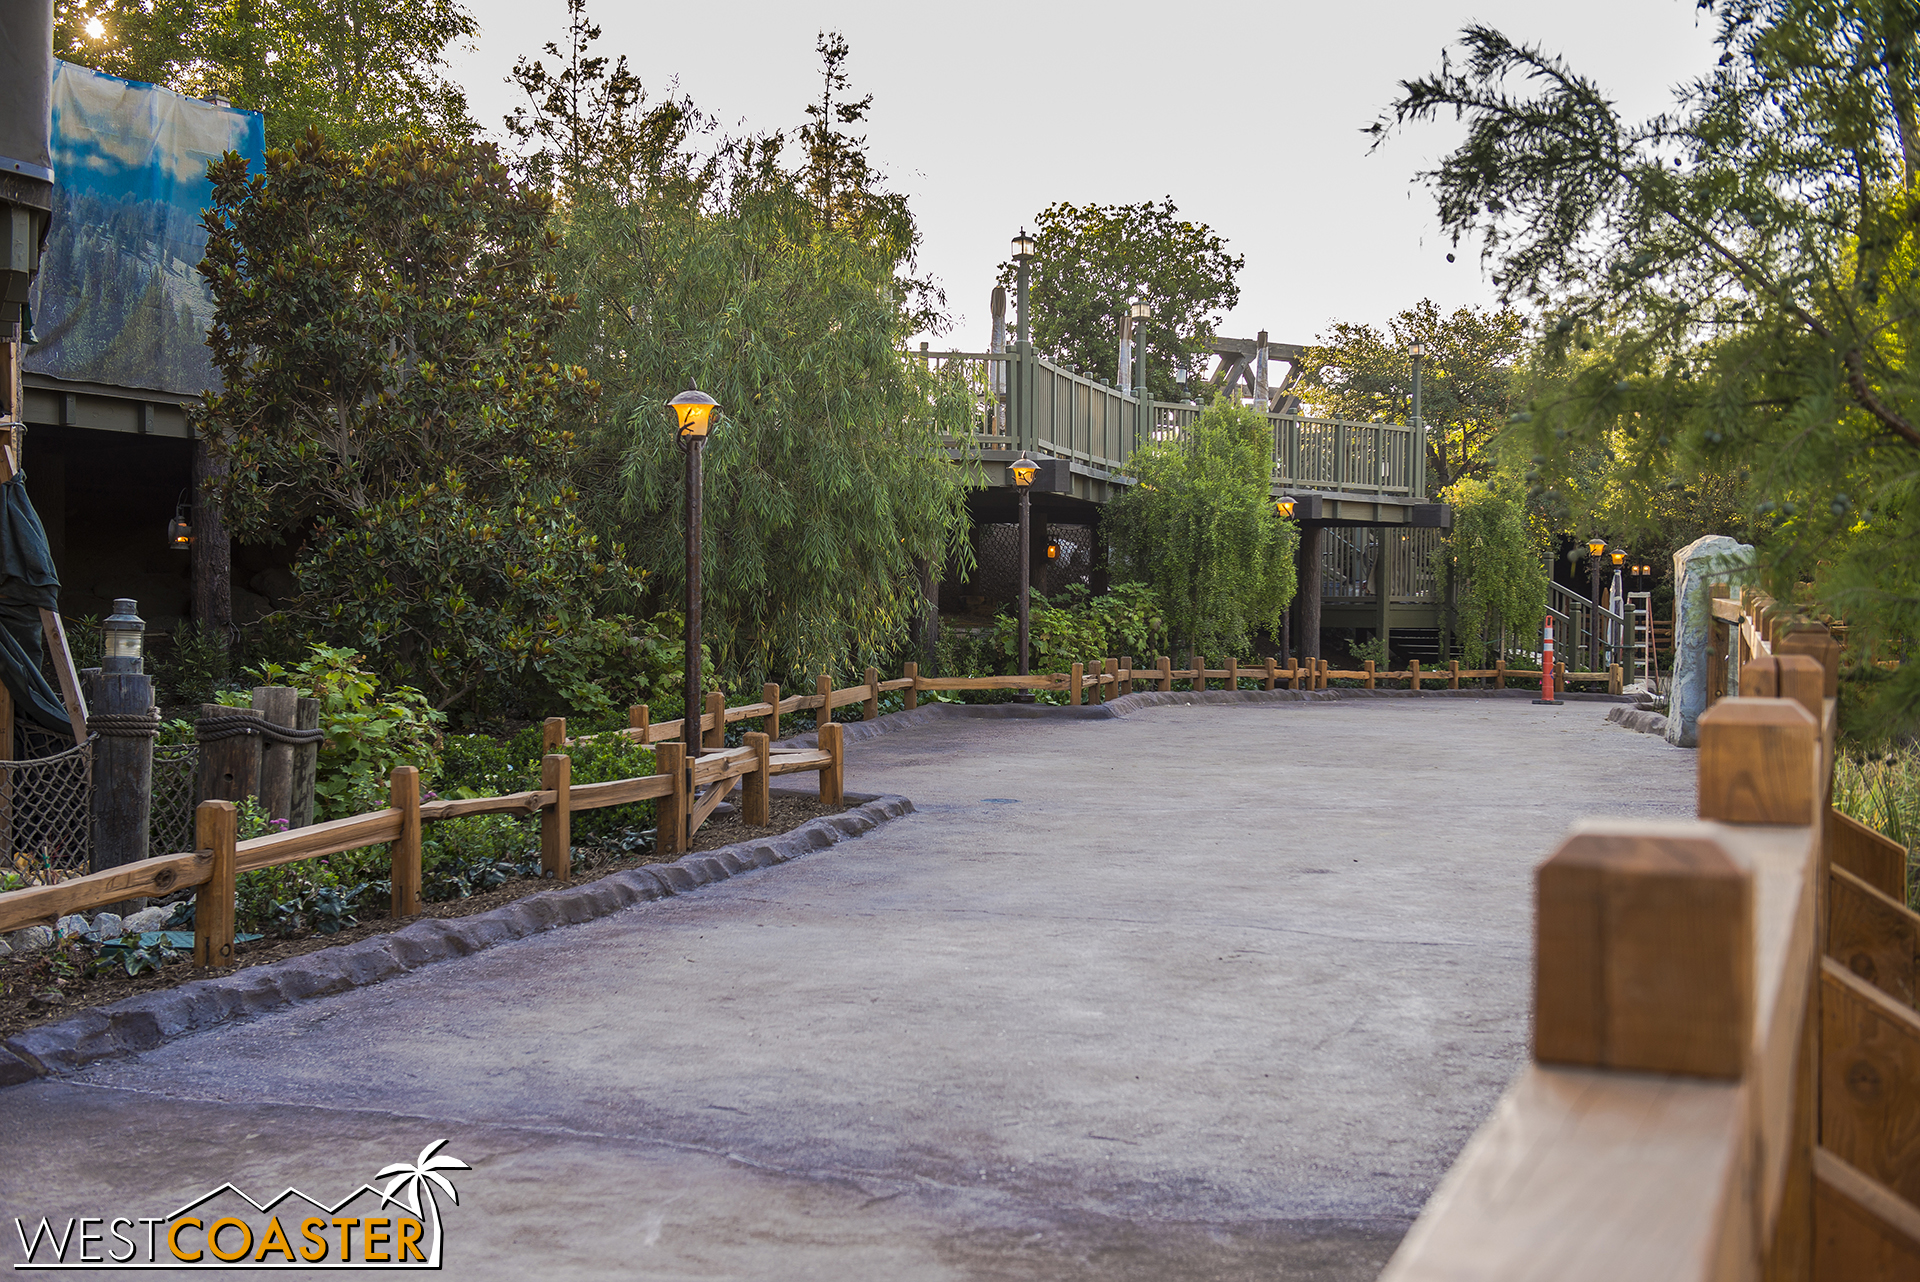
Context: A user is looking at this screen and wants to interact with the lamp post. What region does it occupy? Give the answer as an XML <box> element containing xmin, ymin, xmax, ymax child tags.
<box><xmin>1011</xmin><ymin>452</ymin><xmax>1039</xmax><ymax>701</ymax></box>
<box><xmin>1408</xmin><ymin>339</ymin><xmax>1426</xmax><ymax>498</ymax></box>
<box><xmin>1586</xmin><ymin>537</ymin><xmax>1607</xmax><ymax>671</ymax></box>
<box><xmin>1012</xmin><ymin>230</ymin><xmax>1035</xmax><ymax>453</ymax></box>
<box><xmin>1128</xmin><ymin>300</ymin><xmax>1151</xmax><ymax>398</ymax></box>
<box><xmin>671</xmin><ymin>384</ymin><xmax>719</xmax><ymax>759</ymax></box>
<box><xmin>1610</xmin><ymin>549</ymin><xmax>1628</xmax><ymax>666</ymax></box>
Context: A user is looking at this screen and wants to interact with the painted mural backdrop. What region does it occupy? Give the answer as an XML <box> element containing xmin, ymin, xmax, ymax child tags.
<box><xmin>24</xmin><ymin>60</ymin><xmax>265</xmax><ymax>396</ymax></box>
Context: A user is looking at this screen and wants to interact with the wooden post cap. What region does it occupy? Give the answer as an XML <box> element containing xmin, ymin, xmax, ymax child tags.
<box><xmin>1697</xmin><ymin>697</ymin><xmax>1821</xmax><ymax>826</ymax></box>
<box><xmin>1535</xmin><ymin>830</ymin><xmax>1753</xmax><ymax>1078</ymax></box>
<box><xmin>1740</xmin><ymin>654</ymin><xmax>1825</xmax><ymax>722</ymax></box>
<box><xmin>1776</xmin><ymin>625</ymin><xmax>1841</xmax><ymax>698</ymax></box>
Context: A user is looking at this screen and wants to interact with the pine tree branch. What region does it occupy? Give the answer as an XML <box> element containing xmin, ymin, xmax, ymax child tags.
<box><xmin>1843</xmin><ymin>348</ymin><xmax>1920</xmax><ymax>448</ymax></box>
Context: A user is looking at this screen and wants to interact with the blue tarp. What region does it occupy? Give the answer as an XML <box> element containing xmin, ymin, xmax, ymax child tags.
<box><xmin>23</xmin><ymin>60</ymin><xmax>265</xmax><ymax>396</ymax></box>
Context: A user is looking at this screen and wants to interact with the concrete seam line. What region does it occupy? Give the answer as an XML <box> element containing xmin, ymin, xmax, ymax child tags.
<box><xmin>0</xmin><ymin>793</ymin><xmax>915</xmax><ymax>1084</ymax></box>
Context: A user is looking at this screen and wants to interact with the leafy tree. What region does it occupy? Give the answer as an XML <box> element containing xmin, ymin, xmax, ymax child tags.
<box><xmin>1293</xmin><ymin>299</ymin><xmax>1525</xmax><ymax>490</ymax></box>
<box><xmin>545</xmin><ymin>29</ymin><xmax>976</xmax><ymax>685</ymax></box>
<box><xmin>1432</xmin><ymin>479</ymin><xmax>1549</xmax><ymax>666</ymax></box>
<box><xmin>997</xmin><ymin>200</ymin><xmax>1242</xmax><ymax>400</ymax></box>
<box><xmin>1371</xmin><ymin>4</ymin><xmax>1920</xmax><ymax>728</ymax></box>
<box><xmin>1106</xmin><ymin>399</ymin><xmax>1298</xmax><ymax>656</ymax></box>
<box><xmin>504</xmin><ymin>0</ymin><xmax>714</xmax><ymax>205</ymax></box>
<box><xmin>196</xmin><ymin>130</ymin><xmax>650</xmax><ymax>714</ymax></box>
<box><xmin>55</xmin><ymin>0</ymin><xmax>476</xmax><ymax>149</ymax></box>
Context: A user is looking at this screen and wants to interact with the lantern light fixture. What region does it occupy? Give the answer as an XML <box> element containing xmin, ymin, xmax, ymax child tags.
<box><xmin>669</xmin><ymin>385</ymin><xmax>719</xmax><ymax>440</ymax></box>
<box><xmin>1408</xmin><ymin>340</ymin><xmax>1425</xmax><ymax>359</ymax></box>
<box><xmin>1011</xmin><ymin>229</ymin><xmax>1035</xmax><ymax>260</ymax></box>
<box><xmin>1046</xmin><ymin>541</ymin><xmax>1059</xmax><ymax>560</ymax></box>
<box><xmin>167</xmin><ymin>492</ymin><xmax>191</xmax><ymax>549</ymax></box>
<box><xmin>1275</xmin><ymin>496</ymin><xmax>1296</xmax><ymax>519</ymax></box>
<box><xmin>1011</xmin><ymin>453</ymin><xmax>1039</xmax><ymax>487</ymax></box>
<box><xmin>1611</xmin><ymin>550</ymin><xmax>1626</xmax><ymax>567</ymax></box>
<box><xmin>1128</xmin><ymin>299</ymin><xmax>1151</xmax><ymax>321</ymax></box>
<box><xmin>103</xmin><ymin>598</ymin><xmax>144</xmax><ymax>664</ymax></box>
<box><xmin>1587</xmin><ymin>538</ymin><xmax>1608</xmax><ymax>559</ymax></box>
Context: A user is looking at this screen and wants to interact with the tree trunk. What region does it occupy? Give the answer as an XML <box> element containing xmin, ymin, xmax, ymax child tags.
<box><xmin>190</xmin><ymin>439</ymin><xmax>232</xmax><ymax>637</ymax></box>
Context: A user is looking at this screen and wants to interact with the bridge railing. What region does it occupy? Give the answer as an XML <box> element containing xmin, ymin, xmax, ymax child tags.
<box><xmin>927</xmin><ymin>348</ymin><xmax>1427</xmax><ymax>499</ymax></box>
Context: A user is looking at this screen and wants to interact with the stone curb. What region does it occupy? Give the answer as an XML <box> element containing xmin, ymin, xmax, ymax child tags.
<box><xmin>0</xmin><ymin>791</ymin><xmax>914</xmax><ymax>1087</ymax></box>
<box><xmin>1605</xmin><ymin>704</ymin><xmax>1673</xmax><ymax>738</ymax></box>
<box><xmin>778</xmin><ymin>685</ymin><xmax>1638</xmax><ymax>747</ymax></box>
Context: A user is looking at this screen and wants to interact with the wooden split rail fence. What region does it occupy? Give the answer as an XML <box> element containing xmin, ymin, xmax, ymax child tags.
<box><xmin>0</xmin><ymin>644</ymin><xmax>1622</xmax><ymax>974</ymax></box>
<box><xmin>1381</xmin><ymin>592</ymin><xmax>1920</xmax><ymax>1280</ymax></box>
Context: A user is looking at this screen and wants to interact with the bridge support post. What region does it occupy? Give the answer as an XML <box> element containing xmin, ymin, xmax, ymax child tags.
<box><xmin>1294</xmin><ymin>524</ymin><xmax>1323</xmax><ymax>660</ymax></box>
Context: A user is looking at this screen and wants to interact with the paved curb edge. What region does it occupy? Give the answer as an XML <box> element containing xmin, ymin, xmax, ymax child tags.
<box><xmin>0</xmin><ymin>791</ymin><xmax>915</xmax><ymax>1087</ymax></box>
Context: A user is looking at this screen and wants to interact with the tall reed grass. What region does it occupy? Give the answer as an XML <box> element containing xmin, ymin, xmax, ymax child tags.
<box><xmin>1833</xmin><ymin>744</ymin><xmax>1920</xmax><ymax>906</ymax></box>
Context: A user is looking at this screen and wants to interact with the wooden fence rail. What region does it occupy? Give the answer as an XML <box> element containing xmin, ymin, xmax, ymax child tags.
<box><xmin>1381</xmin><ymin>590</ymin><xmax>1920</xmax><ymax>1280</ymax></box>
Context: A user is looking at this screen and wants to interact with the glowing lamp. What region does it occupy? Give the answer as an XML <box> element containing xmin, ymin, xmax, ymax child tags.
<box><xmin>1128</xmin><ymin>300</ymin><xmax>1151</xmax><ymax>321</ymax></box>
<box><xmin>1046</xmin><ymin>541</ymin><xmax>1059</xmax><ymax>560</ymax></box>
<box><xmin>1275</xmin><ymin>497</ymin><xmax>1296</xmax><ymax>519</ymax></box>
<box><xmin>1011</xmin><ymin>230</ymin><xmax>1036</xmax><ymax>260</ymax></box>
<box><xmin>1587</xmin><ymin>538</ymin><xmax>1608</xmax><ymax>558</ymax></box>
<box><xmin>1011</xmin><ymin>454</ymin><xmax>1039</xmax><ymax>487</ymax></box>
<box><xmin>1611</xmin><ymin>551</ymin><xmax>1626</xmax><ymax>566</ymax></box>
<box><xmin>669</xmin><ymin>386</ymin><xmax>719</xmax><ymax>439</ymax></box>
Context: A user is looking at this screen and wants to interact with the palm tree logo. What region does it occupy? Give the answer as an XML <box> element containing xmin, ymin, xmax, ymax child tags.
<box><xmin>376</xmin><ymin>1139</ymin><xmax>470</xmax><ymax>1266</ymax></box>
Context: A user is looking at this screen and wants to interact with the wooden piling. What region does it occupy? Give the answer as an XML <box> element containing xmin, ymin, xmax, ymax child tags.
<box><xmin>252</xmin><ymin>686</ymin><xmax>298</xmax><ymax>824</ymax></box>
<box><xmin>389</xmin><ymin>765</ymin><xmax>421</xmax><ymax>918</ymax></box>
<box><xmin>198</xmin><ymin>702</ymin><xmax>262</xmax><ymax>805</ymax></box>
<box><xmin>744</xmin><ymin>731</ymin><xmax>770</xmax><ymax>827</ymax></box>
<box><xmin>192</xmin><ymin>799</ymin><xmax>237</xmax><ymax>970</ymax></box>
<box><xmin>290</xmin><ymin>697</ymin><xmax>319</xmax><ymax>828</ymax></box>
<box><xmin>540</xmin><ymin>752</ymin><xmax>571</xmax><ymax>880</ymax></box>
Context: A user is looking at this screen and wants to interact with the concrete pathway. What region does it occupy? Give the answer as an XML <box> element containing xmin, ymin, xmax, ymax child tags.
<box><xmin>0</xmin><ymin>699</ymin><xmax>1693</xmax><ymax>1279</ymax></box>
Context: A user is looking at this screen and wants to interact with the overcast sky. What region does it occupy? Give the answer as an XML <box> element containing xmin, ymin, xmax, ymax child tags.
<box><xmin>448</xmin><ymin>1</ymin><xmax>1721</xmax><ymax>358</ymax></box>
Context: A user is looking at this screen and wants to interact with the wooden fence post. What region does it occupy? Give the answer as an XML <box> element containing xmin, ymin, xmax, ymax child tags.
<box><xmin>1189</xmin><ymin>651</ymin><xmax>1203</xmax><ymax>692</ymax></box>
<box><xmin>1264</xmin><ymin>657</ymin><xmax>1277</xmax><ymax>691</ymax></box>
<box><xmin>902</xmin><ymin>664</ymin><xmax>917</xmax><ymax>712</ymax></box>
<box><xmin>1286</xmin><ymin>659</ymin><xmax>1300</xmax><ymax>691</ymax></box>
<box><xmin>1609</xmin><ymin>663</ymin><xmax>1622</xmax><ymax>696</ymax></box>
<box><xmin>763</xmin><ymin>683</ymin><xmax>781</xmax><ymax>740</ymax></box>
<box><xmin>542</xmin><ymin>716</ymin><xmax>566</xmax><ymax>754</ymax></box>
<box><xmin>1697</xmin><ymin>697</ymin><xmax>1821</xmax><ymax>827</ymax></box>
<box><xmin>1495</xmin><ymin>659</ymin><xmax>1507</xmax><ymax>690</ymax></box>
<box><xmin>1411</xmin><ymin>659</ymin><xmax>1422</xmax><ymax>692</ymax></box>
<box><xmin>1226</xmin><ymin>656</ymin><xmax>1239</xmax><ymax>692</ymax></box>
<box><xmin>1158</xmin><ymin>656</ymin><xmax>1172</xmax><ymax>692</ymax></box>
<box><xmin>1365</xmin><ymin>659</ymin><xmax>1376</xmax><ymax>691</ymax></box>
<box><xmin>630</xmin><ymin>704</ymin><xmax>650</xmax><ymax>742</ymax></box>
<box><xmin>1120</xmin><ymin>656</ymin><xmax>1133</xmax><ymax>697</ymax></box>
<box><xmin>819</xmin><ymin>721</ymin><xmax>845</xmax><ymax>806</ymax></box>
<box><xmin>1777</xmin><ymin>624</ymin><xmax>1841</xmax><ymax>699</ymax></box>
<box><xmin>744</xmin><ymin>731</ymin><xmax>770</xmax><ymax>826</ymax></box>
<box><xmin>389</xmin><ymin>765</ymin><xmax>421</xmax><ymax>919</ymax></box>
<box><xmin>817</xmin><ymin>673</ymin><xmax>831</xmax><ymax>731</ymax></box>
<box><xmin>192</xmin><ymin>799</ymin><xmax>237</xmax><ymax>970</ymax></box>
<box><xmin>864</xmin><ymin>666</ymin><xmax>880</xmax><ymax>720</ymax></box>
<box><xmin>704</xmin><ymin>690</ymin><xmax>725</xmax><ymax>750</ymax></box>
<box><xmin>1534</xmin><ymin>828</ymin><xmax>1753</xmax><ymax>1078</ymax></box>
<box><xmin>1449</xmin><ymin>659</ymin><xmax>1460</xmax><ymax>690</ymax></box>
<box><xmin>541</xmin><ymin>753</ymin><xmax>571</xmax><ymax>880</ymax></box>
<box><xmin>656</xmin><ymin>742</ymin><xmax>685</xmax><ymax>855</ymax></box>
<box><xmin>1069</xmin><ymin>662</ymin><xmax>1083</xmax><ymax>706</ymax></box>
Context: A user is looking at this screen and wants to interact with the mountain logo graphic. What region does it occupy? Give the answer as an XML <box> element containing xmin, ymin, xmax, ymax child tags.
<box><xmin>12</xmin><ymin>1139</ymin><xmax>470</xmax><ymax>1270</ymax></box>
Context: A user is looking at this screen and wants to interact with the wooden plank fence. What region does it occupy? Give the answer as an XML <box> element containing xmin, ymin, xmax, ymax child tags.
<box><xmin>1380</xmin><ymin>590</ymin><xmax>1920</xmax><ymax>1280</ymax></box>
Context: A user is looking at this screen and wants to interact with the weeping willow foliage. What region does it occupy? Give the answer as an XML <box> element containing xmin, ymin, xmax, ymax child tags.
<box><xmin>1433</xmin><ymin>479</ymin><xmax>1549</xmax><ymax>666</ymax></box>
<box><xmin>1105</xmin><ymin>399</ymin><xmax>1298</xmax><ymax>656</ymax></box>
<box><xmin>557</xmin><ymin>155</ymin><xmax>980</xmax><ymax>685</ymax></box>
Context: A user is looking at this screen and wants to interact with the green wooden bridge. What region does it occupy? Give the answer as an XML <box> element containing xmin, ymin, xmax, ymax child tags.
<box><xmin>920</xmin><ymin>345</ymin><xmax>1450</xmax><ymax>660</ymax></box>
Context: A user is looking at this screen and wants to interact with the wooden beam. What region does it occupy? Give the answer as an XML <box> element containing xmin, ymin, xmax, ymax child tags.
<box><xmin>0</xmin><ymin>849</ymin><xmax>213</xmax><ymax>933</ymax></box>
<box><xmin>1820</xmin><ymin>958</ymin><xmax>1920</xmax><ymax>1206</ymax></box>
<box><xmin>1813</xmin><ymin>1147</ymin><xmax>1920</xmax><ymax>1280</ymax></box>
<box><xmin>1830</xmin><ymin>808</ymin><xmax>1908</xmax><ymax>904</ymax></box>
<box><xmin>38</xmin><ymin>608</ymin><xmax>86</xmax><ymax>744</ymax></box>
<box><xmin>1828</xmin><ymin>864</ymin><xmax>1919</xmax><ymax>1008</ymax></box>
